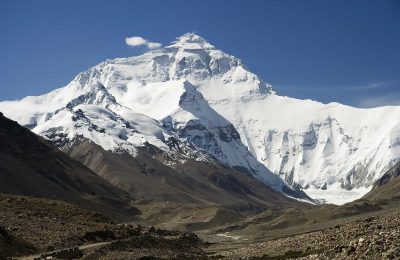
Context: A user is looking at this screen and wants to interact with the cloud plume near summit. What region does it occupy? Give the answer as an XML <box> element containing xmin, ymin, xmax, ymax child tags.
<box><xmin>125</xmin><ymin>36</ymin><xmax>162</xmax><ymax>49</ymax></box>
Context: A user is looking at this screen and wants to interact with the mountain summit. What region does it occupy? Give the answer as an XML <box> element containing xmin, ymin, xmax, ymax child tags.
<box><xmin>168</xmin><ymin>33</ymin><xmax>215</xmax><ymax>49</ymax></box>
<box><xmin>1</xmin><ymin>33</ymin><xmax>400</xmax><ymax>204</ymax></box>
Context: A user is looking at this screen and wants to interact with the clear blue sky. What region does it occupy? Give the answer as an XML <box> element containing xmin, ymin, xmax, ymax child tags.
<box><xmin>1</xmin><ymin>0</ymin><xmax>399</xmax><ymax>107</ymax></box>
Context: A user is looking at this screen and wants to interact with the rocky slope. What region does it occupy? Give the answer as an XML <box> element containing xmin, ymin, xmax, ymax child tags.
<box><xmin>363</xmin><ymin>160</ymin><xmax>400</xmax><ymax>201</ymax></box>
<box><xmin>218</xmin><ymin>209</ymin><xmax>400</xmax><ymax>259</ymax></box>
<box><xmin>66</xmin><ymin>139</ymin><xmax>307</xmax><ymax>215</ymax></box>
<box><xmin>1</xmin><ymin>33</ymin><xmax>400</xmax><ymax>203</ymax></box>
<box><xmin>0</xmin><ymin>224</ymin><xmax>35</xmax><ymax>259</ymax></box>
<box><xmin>0</xmin><ymin>112</ymin><xmax>139</xmax><ymax>221</ymax></box>
<box><xmin>0</xmin><ymin>193</ymin><xmax>205</xmax><ymax>259</ymax></box>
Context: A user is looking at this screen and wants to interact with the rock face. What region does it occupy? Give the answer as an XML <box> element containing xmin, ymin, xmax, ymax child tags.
<box><xmin>1</xmin><ymin>33</ymin><xmax>400</xmax><ymax>203</ymax></box>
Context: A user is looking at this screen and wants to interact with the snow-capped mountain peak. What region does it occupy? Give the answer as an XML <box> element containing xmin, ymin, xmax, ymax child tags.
<box><xmin>1</xmin><ymin>33</ymin><xmax>400</xmax><ymax>204</ymax></box>
<box><xmin>167</xmin><ymin>32</ymin><xmax>215</xmax><ymax>50</ymax></box>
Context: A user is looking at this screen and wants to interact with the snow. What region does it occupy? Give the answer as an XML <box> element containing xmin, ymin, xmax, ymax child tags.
<box><xmin>209</xmin><ymin>93</ymin><xmax>400</xmax><ymax>190</ymax></box>
<box><xmin>1</xmin><ymin>32</ymin><xmax>400</xmax><ymax>204</ymax></box>
<box><xmin>168</xmin><ymin>33</ymin><xmax>215</xmax><ymax>50</ymax></box>
<box><xmin>304</xmin><ymin>184</ymin><xmax>372</xmax><ymax>205</ymax></box>
<box><xmin>114</xmin><ymin>79</ymin><xmax>188</xmax><ymax>121</ymax></box>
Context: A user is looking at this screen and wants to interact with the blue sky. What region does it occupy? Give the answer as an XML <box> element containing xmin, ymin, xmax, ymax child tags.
<box><xmin>1</xmin><ymin>0</ymin><xmax>399</xmax><ymax>107</ymax></box>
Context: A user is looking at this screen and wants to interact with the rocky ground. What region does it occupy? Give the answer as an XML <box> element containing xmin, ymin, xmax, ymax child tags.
<box><xmin>0</xmin><ymin>193</ymin><xmax>206</xmax><ymax>259</ymax></box>
<box><xmin>0</xmin><ymin>193</ymin><xmax>125</xmax><ymax>253</ymax></box>
<box><xmin>83</xmin><ymin>232</ymin><xmax>206</xmax><ymax>259</ymax></box>
<box><xmin>2</xmin><ymin>192</ymin><xmax>400</xmax><ymax>259</ymax></box>
<box><xmin>0</xmin><ymin>225</ymin><xmax>35</xmax><ymax>259</ymax></box>
<box><xmin>218</xmin><ymin>208</ymin><xmax>400</xmax><ymax>259</ymax></box>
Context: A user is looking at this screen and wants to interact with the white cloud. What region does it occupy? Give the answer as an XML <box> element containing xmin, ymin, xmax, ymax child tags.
<box><xmin>358</xmin><ymin>93</ymin><xmax>400</xmax><ymax>108</ymax></box>
<box><xmin>349</xmin><ymin>81</ymin><xmax>396</xmax><ymax>91</ymax></box>
<box><xmin>275</xmin><ymin>81</ymin><xmax>397</xmax><ymax>92</ymax></box>
<box><xmin>147</xmin><ymin>42</ymin><xmax>162</xmax><ymax>49</ymax></box>
<box><xmin>125</xmin><ymin>36</ymin><xmax>162</xmax><ymax>49</ymax></box>
<box><xmin>125</xmin><ymin>36</ymin><xmax>147</xmax><ymax>47</ymax></box>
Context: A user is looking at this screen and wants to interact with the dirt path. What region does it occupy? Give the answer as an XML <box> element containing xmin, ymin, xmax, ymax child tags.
<box><xmin>16</xmin><ymin>241</ymin><xmax>113</xmax><ymax>260</ymax></box>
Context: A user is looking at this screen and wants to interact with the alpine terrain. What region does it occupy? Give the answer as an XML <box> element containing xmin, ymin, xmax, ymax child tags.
<box><xmin>0</xmin><ymin>112</ymin><xmax>140</xmax><ymax>221</ymax></box>
<box><xmin>1</xmin><ymin>33</ymin><xmax>400</xmax><ymax>204</ymax></box>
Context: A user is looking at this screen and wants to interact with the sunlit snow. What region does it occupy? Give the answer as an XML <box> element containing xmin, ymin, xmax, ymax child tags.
<box><xmin>1</xmin><ymin>33</ymin><xmax>399</xmax><ymax>203</ymax></box>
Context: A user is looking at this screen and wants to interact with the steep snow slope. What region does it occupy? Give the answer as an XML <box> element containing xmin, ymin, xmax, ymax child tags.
<box><xmin>0</xmin><ymin>40</ymin><xmax>299</xmax><ymax>198</ymax></box>
<box><xmin>209</xmin><ymin>94</ymin><xmax>400</xmax><ymax>204</ymax></box>
<box><xmin>1</xmin><ymin>33</ymin><xmax>399</xmax><ymax>204</ymax></box>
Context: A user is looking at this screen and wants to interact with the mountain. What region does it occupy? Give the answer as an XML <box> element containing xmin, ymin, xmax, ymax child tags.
<box><xmin>66</xmin><ymin>138</ymin><xmax>304</xmax><ymax>215</ymax></box>
<box><xmin>1</xmin><ymin>33</ymin><xmax>399</xmax><ymax>204</ymax></box>
<box><xmin>0</xmin><ymin>112</ymin><xmax>139</xmax><ymax>221</ymax></box>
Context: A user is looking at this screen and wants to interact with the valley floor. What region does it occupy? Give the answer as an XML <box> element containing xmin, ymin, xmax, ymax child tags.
<box><xmin>0</xmin><ymin>193</ymin><xmax>205</xmax><ymax>260</ymax></box>
<box><xmin>204</xmin><ymin>204</ymin><xmax>400</xmax><ymax>259</ymax></box>
<box><xmin>2</xmin><ymin>192</ymin><xmax>400</xmax><ymax>259</ymax></box>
